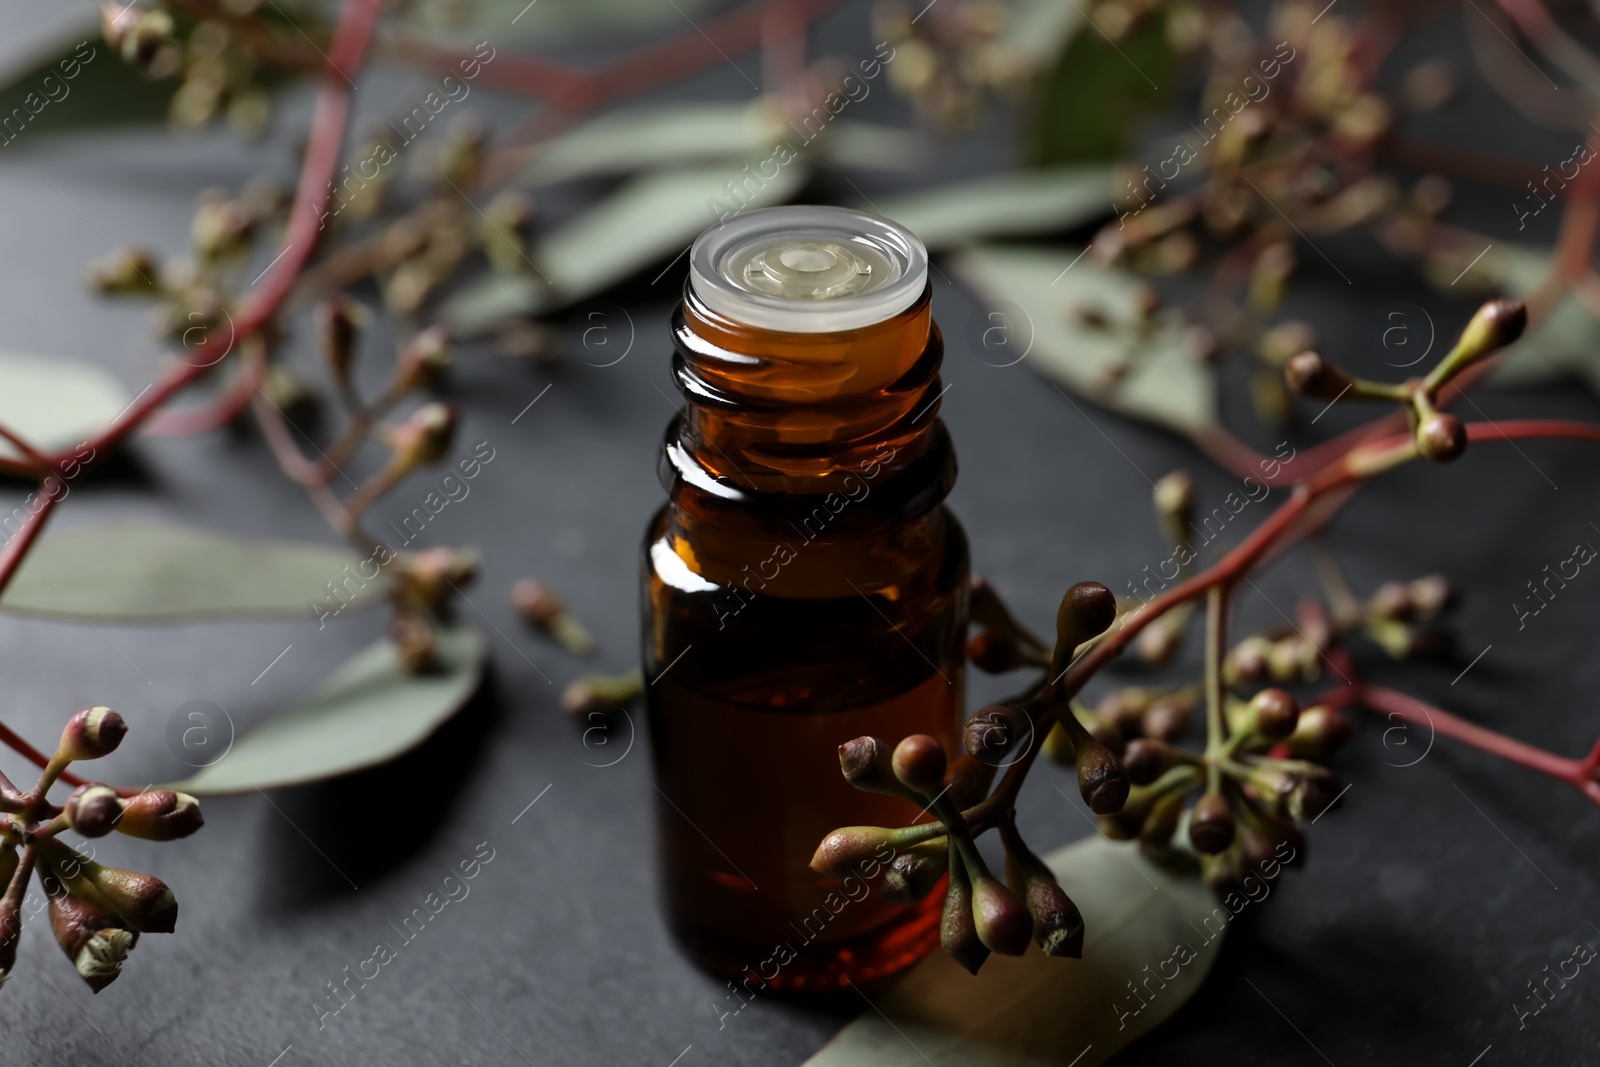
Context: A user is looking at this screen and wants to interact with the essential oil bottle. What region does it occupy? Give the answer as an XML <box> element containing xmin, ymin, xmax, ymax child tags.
<box><xmin>642</xmin><ymin>206</ymin><xmax>968</xmax><ymax>992</ymax></box>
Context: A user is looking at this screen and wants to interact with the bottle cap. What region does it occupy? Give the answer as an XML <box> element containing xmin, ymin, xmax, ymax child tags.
<box><xmin>689</xmin><ymin>206</ymin><xmax>928</xmax><ymax>333</ymax></box>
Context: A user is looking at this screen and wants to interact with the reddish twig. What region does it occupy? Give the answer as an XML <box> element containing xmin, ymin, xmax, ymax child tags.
<box><xmin>1345</xmin><ymin>683</ymin><xmax>1600</xmax><ymax>805</ymax></box>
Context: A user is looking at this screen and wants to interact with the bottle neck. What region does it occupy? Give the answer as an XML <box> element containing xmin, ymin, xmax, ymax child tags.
<box><xmin>662</xmin><ymin>281</ymin><xmax>952</xmax><ymax>531</ymax></box>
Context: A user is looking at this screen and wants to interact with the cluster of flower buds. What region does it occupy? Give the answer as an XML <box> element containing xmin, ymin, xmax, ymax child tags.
<box><xmin>1359</xmin><ymin>574</ymin><xmax>1458</xmax><ymax>660</ymax></box>
<box><xmin>0</xmin><ymin>708</ymin><xmax>201</xmax><ymax>994</ymax></box>
<box><xmin>511</xmin><ymin>579</ymin><xmax>596</xmax><ymax>658</ymax></box>
<box><xmin>814</xmin><ymin>583</ymin><xmax>1131</xmax><ymax>974</ymax></box>
<box><xmin>1283</xmin><ymin>300</ymin><xmax>1527</xmax><ymax>464</ymax></box>
<box><xmin>1102</xmin><ymin>685</ymin><xmax>1348</xmax><ymax>893</ymax></box>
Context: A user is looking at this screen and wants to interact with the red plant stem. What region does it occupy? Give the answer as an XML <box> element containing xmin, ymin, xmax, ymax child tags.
<box><xmin>33</xmin><ymin>0</ymin><xmax>384</xmax><ymax>476</ymax></box>
<box><xmin>0</xmin><ymin>723</ymin><xmax>87</xmax><ymax>790</ymax></box>
<box><xmin>0</xmin><ymin>0</ymin><xmax>385</xmax><ymax>781</ymax></box>
<box><xmin>1464</xmin><ymin>418</ymin><xmax>1600</xmax><ymax>445</ymax></box>
<box><xmin>1051</xmin><ymin>442</ymin><xmax>1401</xmax><ymax>703</ymax></box>
<box><xmin>0</xmin><ymin>484</ymin><xmax>62</xmax><ymax>601</ymax></box>
<box><xmin>1344</xmin><ymin>684</ymin><xmax>1600</xmax><ymax>804</ymax></box>
<box><xmin>144</xmin><ymin>351</ymin><xmax>268</xmax><ymax>437</ymax></box>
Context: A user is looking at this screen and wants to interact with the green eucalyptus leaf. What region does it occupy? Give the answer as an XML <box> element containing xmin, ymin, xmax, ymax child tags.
<box><xmin>804</xmin><ymin>836</ymin><xmax>1223</xmax><ymax>1067</ymax></box>
<box><xmin>949</xmin><ymin>245</ymin><xmax>1217</xmax><ymax>436</ymax></box>
<box><xmin>865</xmin><ymin>166</ymin><xmax>1115</xmax><ymax>251</ymax></box>
<box><xmin>443</xmin><ymin>159</ymin><xmax>809</xmax><ymax>334</ymax></box>
<box><xmin>167</xmin><ymin>626</ymin><xmax>487</xmax><ymax>795</ymax></box>
<box><xmin>0</xmin><ymin>30</ymin><xmax>174</xmax><ymax>141</ymax></box>
<box><xmin>0</xmin><ymin>351</ymin><xmax>131</xmax><ymax>464</ymax></box>
<box><xmin>1028</xmin><ymin>11</ymin><xmax>1173</xmax><ymax>165</ymax></box>
<box><xmin>1</xmin><ymin>523</ymin><xmax>390</xmax><ymax>621</ymax></box>
<box><xmin>995</xmin><ymin>0</ymin><xmax>1089</xmax><ymax>72</ymax></box>
<box><xmin>515</xmin><ymin>102</ymin><xmax>789</xmax><ymax>187</ymax></box>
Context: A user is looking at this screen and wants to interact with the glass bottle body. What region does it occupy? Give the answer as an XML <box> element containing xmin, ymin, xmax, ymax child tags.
<box><xmin>642</xmin><ymin>284</ymin><xmax>967</xmax><ymax>993</ymax></box>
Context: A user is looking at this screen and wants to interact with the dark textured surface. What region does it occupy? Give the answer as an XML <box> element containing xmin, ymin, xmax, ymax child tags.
<box><xmin>0</xmin><ymin>2</ymin><xmax>1597</xmax><ymax>1065</ymax></box>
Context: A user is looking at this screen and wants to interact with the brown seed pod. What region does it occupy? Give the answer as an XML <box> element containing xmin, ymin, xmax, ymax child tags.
<box><xmin>1417</xmin><ymin>412</ymin><xmax>1466</xmax><ymax>463</ymax></box>
<box><xmin>1250</xmin><ymin>688</ymin><xmax>1300</xmax><ymax>740</ymax></box>
<box><xmin>1188</xmin><ymin>792</ymin><xmax>1236</xmax><ymax>855</ymax></box>
<box><xmin>891</xmin><ymin>734</ymin><xmax>948</xmax><ymax>796</ymax></box>
<box><xmin>1077</xmin><ymin>742</ymin><xmax>1130</xmax><ymax>815</ymax></box>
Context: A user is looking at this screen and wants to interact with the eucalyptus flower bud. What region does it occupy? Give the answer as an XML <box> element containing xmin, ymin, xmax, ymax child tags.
<box><xmin>394</xmin><ymin>325</ymin><xmax>453</xmax><ymax>394</ymax></box>
<box><xmin>41</xmin><ymin>842</ymin><xmax>178</xmax><ymax>934</ymax></box>
<box><xmin>402</xmin><ymin>545</ymin><xmax>479</xmax><ymax>612</ymax></box>
<box><xmin>85</xmin><ymin>246</ymin><xmax>160</xmax><ymax>294</ymax></box>
<box><xmin>1225</xmin><ymin>635</ymin><xmax>1273</xmax><ymax>686</ymax></box>
<box><xmin>940</xmin><ymin>849</ymin><xmax>989</xmax><ymax>976</ymax></box>
<box><xmin>1138</xmin><ymin>788</ymin><xmax>1187</xmax><ymax>849</ymax></box>
<box><xmin>511</xmin><ymin>578</ymin><xmax>595</xmax><ymax>656</ymax></box>
<box><xmin>1095</xmin><ymin>687</ymin><xmax>1151</xmax><ymax>734</ymax></box>
<box><xmin>1002</xmin><ymin>837</ymin><xmax>1084</xmax><ymax>958</ymax></box>
<box><xmin>1424</xmin><ymin>299</ymin><xmax>1527</xmax><ymax>392</ymax></box>
<box><xmin>1153</xmin><ymin>470</ymin><xmax>1194</xmax><ymax>549</ymax></box>
<box><xmin>891</xmin><ymin>734</ymin><xmax>948</xmax><ymax>796</ymax></box>
<box><xmin>1283</xmin><ymin>705</ymin><xmax>1354</xmax><ymax>757</ymax></box>
<box><xmin>1188</xmin><ymin>792</ymin><xmax>1236</xmax><ymax>854</ymax></box>
<box><xmin>46</xmin><ymin>884</ymin><xmax>135</xmax><ymax>994</ymax></box>
<box><xmin>1248</xmin><ymin>688</ymin><xmax>1300</xmax><ymax>739</ymax></box>
<box><xmin>1077</xmin><ymin>741</ymin><xmax>1129</xmax><ymax>815</ymax></box>
<box><xmin>64</xmin><ymin>785</ymin><xmax>124</xmax><ymax>838</ymax></box>
<box><xmin>1416</xmin><ymin>412</ymin><xmax>1466</xmax><ymax>463</ymax></box>
<box><xmin>837</xmin><ymin>736</ymin><xmax>918</xmax><ymax>801</ymax></box>
<box><xmin>943</xmin><ymin>753</ymin><xmax>998</xmax><ymax>810</ymax></box>
<box><xmin>1141</xmin><ymin>694</ymin><xmax>1193</xmax><ymax>742</ymax></box>
<box><xmin>1121</xmin><ymin>738</ymin><xmax>1174</xmax><ymax>786</ymax></box>
<box><xmin>389</xmin><ymin>403</ymin><xmax>458</xmax><ymax>471</ymax></box>
<box><xmin>1053</xmin><ymin>582</ymin><xmax>1117</xmax><ymax>668</ymax></box>
<box><xmin>59</xmin><ymin>707</ymin><xmax>127</xmax><ymax>762</ymax></box>
<box><xmin>560</xmin><ymin>670</ymin><xmax>642</xmax><ymax>717</ymax></box>
<box><xmin>1363</xmin><ymin>579</ymin><xmax>1414</xmax><ymax>620</ymax></box>
<box><xmin>1284</xmin><ymin>351</ymin><xmax>1352</xmax><ymax>400</ymax></box>
<box><xmin>963</xmin><ymin>705</ymin><xmax>1030</xmax><ymax>764</ymax></box>
<box><xmin>316</xmin><ymin>297</ymin><xmax>362</xmax><ymax>385</ymax></box>
<box><xmin>970</xmin><ymin>870</ymin><xmax>1031</xmax><ymax>956</ymax></box>
<box><xmin>810</xmin><ymin>826</ymin><xmax>923</xmax><ymax>880</ymax></box>
<box><xmin>116</xmin><ymin>790</ymin><xmax>203</xmax><ymax>841</ymax></box>
<box><xmin>1408</xmin><ymin>574</ymin><xmax>1456</xmax><ymax>619</ymax></box>
<box><xmin>880</xmin><ymin>839</ymin><xmax>949</xmax><ymax>904</ymax></box>
<box><xmin>1289</xmin><ymin>768</ymin><xmax>1341</xmax><ymax>823</ymax></box>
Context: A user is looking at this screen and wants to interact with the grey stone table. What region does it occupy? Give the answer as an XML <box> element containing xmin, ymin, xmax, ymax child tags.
<box><xmin>0</xmin><ymin>2</ymin><xmax>1595</xmax><ymax>1064</ymax></box>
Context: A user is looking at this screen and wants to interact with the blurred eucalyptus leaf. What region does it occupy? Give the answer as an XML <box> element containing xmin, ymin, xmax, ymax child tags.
<box><xmin>515</xmin><ymin>102</ymin><xmax>788</xmax><ymax>186</ymax></box>
<box><xmin>1028</xmin><ymin>10</ymin><xmax>1173</xmax><ymax>165</ymax></box>
<box><xmin>2</xmin><ymin>523</ymin><xmax>392</xmax><ymax>621</ymax></box>
<box><xmin>864</xmin><ymin>166</ymin><xmax>1115</xmax><ymax>251</ymax></box>
<box><xmin>0</xmin><ymin>351</ymin><xmax>130</xmax><ymax>465</ymax></box>
<box><xmin>444</xmin><ymin>158</ymin><xmax>808</xmax><ymax>334</ymax></box>
<box><xmin>949</xmin><ymin>245</ymin><xmax>1217</xmax><ymax>436</ymax></box>
<box><xmin>167</xmin><ymin>626</ymin><xmax>487</xmax><ymax>795</ymax></box>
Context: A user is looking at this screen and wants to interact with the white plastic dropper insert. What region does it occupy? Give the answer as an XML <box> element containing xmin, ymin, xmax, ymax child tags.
<box><xmin>688</xmin><ymin>206</ymin><xmax>929</xmax><ymax>334</ymax></box>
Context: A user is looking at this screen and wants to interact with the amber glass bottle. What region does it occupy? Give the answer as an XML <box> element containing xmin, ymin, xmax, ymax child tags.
<box><xmin>642</xmin><ymin>207</ymin><xmax>968</xmax><ymax>993</ymax></box>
